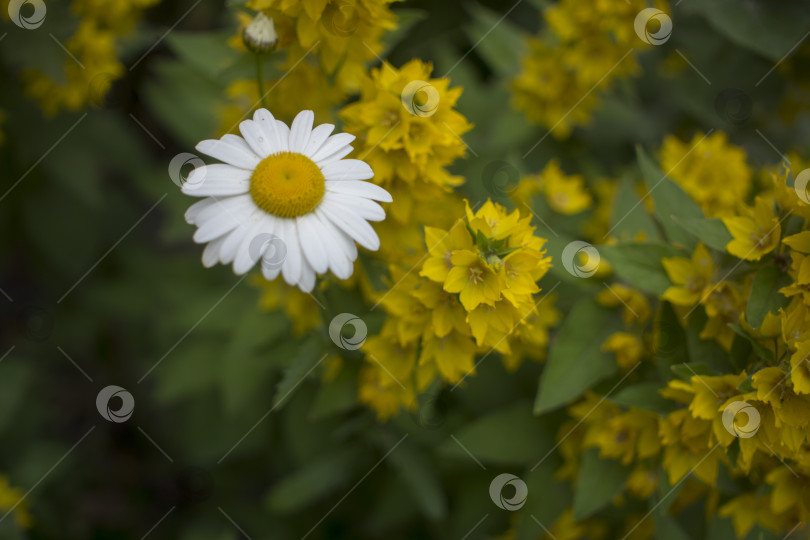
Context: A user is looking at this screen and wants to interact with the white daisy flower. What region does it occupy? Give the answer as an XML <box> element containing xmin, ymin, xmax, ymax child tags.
<box><xmin>182</xmin><ymin>109</ymin><xmax>392</xmax><ymax>292</ymax></box>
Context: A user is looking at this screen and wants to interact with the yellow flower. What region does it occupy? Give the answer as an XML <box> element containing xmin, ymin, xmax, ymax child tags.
<box><xmin>718</xmin><ymin>493</ymin><xmax>782</xmax><ymax>538</ymax></box>
<box><xmin>790</xmin><ymin>340</ymin><xmax>810</xmax><ymax>394</ymax></box>
<box><xmin>0</xmin><ymin>475</ymin><xmax>32</xmax><ymax>529</ymax></box>
<box><xmin>660</xmin><ymin>132</ymin><xmax>752</xmax><ymax>217</ymax></box>
<box><xmin>661</xmin><ymin>243</ymin><xmax>713</xmax><ymax>306</ymax></box>
<box><xmin>601</xmin><ymin>332</ymin><xmax>644</xmax><ymax>370</ymax></box>
<box><xmin>722</xmin><ymin>196</ymin><xmax>781</xmax><ymax>261</ymax></box>
<box><xmin>418</xmin><ymin>330</ymin><xmax>477</xmax><ymax>384</ymax></box>
<box><xmin>443</xmin><ymin>249</ymin><xmax>503</xmax><ymax>311</ymax></box>
<box><xmin>520</xmin><ymin>160</ymin><xmax>593</xmax><ymax>215</ymax></box>
<box><xmin>340</xmin><ymin>59</ymin><xmax>472</xmax><ymax>193</ymax></box>
<box><xmin>253</xmin><ymin>276</ymin><xmax>322</xmax><ymax>335</ymax></box>
<box><xmin>421</xmin><ymin>223</ymin><xmax>474</xmax><ymax>284</ymax></box>
<box><xmin>247</xmin><ymin>0</ymin><xmax>398</xmax><ymax>92</ymax></box>
<box><xmin>596</xmin><ymin>283</ymin><xmax>651</xmax><ymax>326</ymax></box>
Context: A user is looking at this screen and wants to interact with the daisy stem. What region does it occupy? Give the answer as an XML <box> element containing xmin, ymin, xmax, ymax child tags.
<box><xmin>255</xmin><ymin>54</ymin><xmax>268</xmax><ymax>110</ymax></box>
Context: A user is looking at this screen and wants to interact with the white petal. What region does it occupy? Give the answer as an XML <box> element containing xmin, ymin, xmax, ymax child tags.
<box><xmin>193</xmin><ymin>210</ymin><xmax>241</xmax><ymax>244</ymax></box>
<box><xmin>298</xmin><ymin>258</ymin><xmax>316</xmax><ymax>293</ymax></box>
<box><xmin>317</xmin><ymin>144</ymin><xmax>353</xmax><ymax>165</ymax></box>
<box><xmin>319</xmin><ymin>200</ymin><xmax>381</xmax><ymax>251</ymax></box>
<box><xmin>296</xmin><ymin>214</ymin><xmax>329</xmax><ymax>274</ymax></box>
<box><xmin>253</xmin><ymin>109</ymin><xmax>284</xmax><ymax>154</ymax></box>
<box><xmin>323</xmin><ymin>192</ymin><xmax>386</xmax><ymax>221</ymax></box>
<box><xmin>260</xmin><ymin>215</ymin><xmax>285</xmax><ymax>280</ymax></box>
<box><xmin>289</xmin><ymin>110</ymin><xmax>315</xmax><ymax>154</ymax></box>
<box><xmin>182</xmin><ymin>164</ymin><xmax>251</xmax><ymax>197</ymax></box>
<box><xmin>311</xmin><ymin>133</ymin><xmax>355</xmax><ymax>162</ymax></box>
<box><xmin>194</xmin><ymin>195</ymin><xmax>254</xmax><ymax>226</ymax></box>
<box><xmin>275</xmin><ymin>120</ymin><xmax>291</xmax><ymax>152</ymax></box>
<box><xmin>315</xmin><ymin>206</ymin><xmax>358</xmax><ymax>262</ymax></box>
<box><xmin>196</xmin><ymin>136</ymin><xmax>260</xmax><ymax>170</ymax></box>
<box><xmin>320</xmin><ymin>159</ymin><xmax>374</xmax><ymax>181</ymax></box>
<box><xmin>185</xmin><ymin>198</ymin><xmax>217</xmax><ymax>224</ymax></box>
<box><xmin>239</xmin><ymin>119</ymin><xmax>275</xmax><ymax>158</ymax></box>
<box><xmin>304</xmin><ymin>123</ymin><xmax>334</xmax><ymax>157</ymax></box>
<box><xmin>202</xmin><ymin>234</ymin><xmax>227</xmax><ymax>268</ymax></box>
<box><xmin>218</xmin><ymin>208</ymin><xmax>262</xmax><ymax>265</ymax></box>
<box><xmin>312</xmin><ymin>214</ymin><xmax>353</xmax><ymax>279</ymax></box>
<box><xmin>325</xmin><ymin>180</ymin><xmax>392</xmax><ymax>203</ymax></box>
<box><xmin>232</xmin><ymin>217</ymin><xmax>267</xmax><ymax>275</ymax></box>
<box><xmin>281</xmin><ymin>219</ymin><xmax>302</xmax><ymax>286</ymax></box>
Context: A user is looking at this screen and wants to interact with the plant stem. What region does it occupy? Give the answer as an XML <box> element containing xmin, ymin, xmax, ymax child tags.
<box><xmin>255</xmin><ymin>54</ymin><xmax>268</xmax><ymax>109</ymax></box>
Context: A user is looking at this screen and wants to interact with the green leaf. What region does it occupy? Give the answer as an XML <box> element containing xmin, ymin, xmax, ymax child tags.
<box><xmin>670</xmin><ymin>363</ymin><xmax>718</xmax><ymax>380</ymax></box>
<box><xmin>534</xmin><ymin>301</ymin><xmax>622</xmax><ymax>414</ymax></box>
<box><xmin>746</xmin><ymin>265</ymin><xmax>791</xmax><ymax>329</ymax></box>
<box><xmin>684</xmin><ymin>0</ymin><xmax>810</xmax><ymax>61</ymax></box>
<box><xmin>728</xmin><ymin>324</ymin><xmax>773</xmax><ymax>362</ymax></box>
<box><xmin>265</xmin><ymin>447</ymin><xmax>359</xmax><ymax>513</ymax></box>
<box><xmin>386</xmin><ymin>440</ymin><xmax>447</xmax><ymax>521</ymax></box>
<box><xmin>273</xmin><ymin>338</ymin><xmax>326</xmax><ymax>410</ymax></box>
<box><xmin>609</xmin><ymin>175</ymin><xmax>661</xmax><ymax>242</ymax></box>
<box><xmin>685</xmin><ymin>309</ymin><xmax>734</xmax><ymax>372</ymax></box>
<box><xmin>637</xmin><ymin>146</ymin><xmax>704</xmax><ymax>250</ymax></box>
<box><xmin>309</xmin><ymin>364</ymin><xmax>358</xmax><ymax>420</ymax></box>
<box><xmin>599</xmin><ymin>243</ymin><xmax>681</xmax><ymax>296</ymax></box>
<box><xmin>573</xmin><ymin>448</ymin><xmax>631</xmax><ymax>519</ymax></box>
<box><xmin>654</xmin><ymin>303</ymin><xmax>690</xmax><ymax>380</ymax></box>
<box><xmin>609</xmin><ymin>382</ymin><xmax>675</xmax><ymax>413</ymax></box>
<box><xmin>439</xmin><ymin>402</ymin><xmax>550</xmax><ymax>465</ymax></box>
<box><xmin>221</xmin><ymin>310</ymin><xmax>288</xmax><ymax>414</ymax></box>
<box><xmin>672</xmin><ymin>217</ymin><xmax>733</xmax><ymax>253</ymax></box>
<box><xmin>463</xmin><ymin>3</ymin><xmax>527</xmax><ymax>77</ymax></box>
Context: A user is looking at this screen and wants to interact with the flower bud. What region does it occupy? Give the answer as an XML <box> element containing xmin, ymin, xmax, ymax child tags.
<box><xmin>242</xmin><ymin>12</ymin><xmax>278</xmax><ymax>54</ymax></box>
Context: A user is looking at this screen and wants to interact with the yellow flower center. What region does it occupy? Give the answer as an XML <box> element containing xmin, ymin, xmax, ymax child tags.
<box><xmin>249</xmin><ymin>151</ymin><xmax>325</xmax><ymax>218</ymax></box>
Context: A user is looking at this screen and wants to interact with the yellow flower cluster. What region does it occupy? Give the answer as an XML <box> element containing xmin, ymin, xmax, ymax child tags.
<box><xmin>660</xmin><ymin>131</ymin><xmax>752</xmax><ymax>218</ymax></box>
<box><xmin>512</xmin><ymin>0</ymin><xmax>668</xmax><ymax>137</ymax></box>
<box><xmin>24</xmin><ymin>0</ymin><xmax>159</xmax><ymax>115</ymax></box>
<box><xmin>340</xmin><ymin>59</ymin><xmax>473</xmax><ymax>265</ymax></box>
<box><xmin>512</xmin><ymin>159</ymin><xmax>593</xmax><ymax>215</ymax></box>
<box><xmin>0</xmin><ymin>475</ymin><xmax>32</xmax><ymax>529</ymax></box>
<box><xmin>360</xmin><ymin>201</ymin><xmax>557</xmax><ymax>418</ymax></box>
<box><xmin>245</xmin><ymin>0</ymin><xmax>398</xmax><ymax>93</ymax></box>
